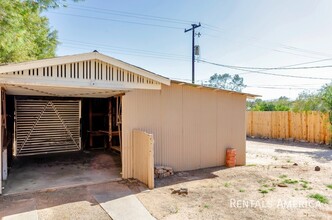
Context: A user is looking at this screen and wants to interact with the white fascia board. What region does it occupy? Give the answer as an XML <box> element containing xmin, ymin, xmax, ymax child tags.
<box><xmin>0</xmin><ymin>53</ymin><xmax>94</xmax><ymax>74</ymax></box>
<box><xmin>0</xmin><ymin>77</ymin><xmax>161</xmax><ymax>90</ymax></box>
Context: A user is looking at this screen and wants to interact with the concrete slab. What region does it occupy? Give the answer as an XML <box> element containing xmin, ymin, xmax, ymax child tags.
<box><xmin>88</xmin><ymin>182</ymin><xmax>155</xmax><ymax>220</ymax></box>
<box><xmin>4</xmin><ymin>151</ymin><xmax>121</xmax><ymax>195</ymax></box>
<box><xmin>101</xmin><ymin>195</ymin><xmax>155</xmax><ymax>220</ymax></box>
<box><xmin>0</xmin><ymin>198</ymin><xmax>38</xmax><ymax>220</ymax></box>
<box><xmin>2</xmin><ymin>210</ymin><xmax>38</xmax><ymax>220</ymax></box>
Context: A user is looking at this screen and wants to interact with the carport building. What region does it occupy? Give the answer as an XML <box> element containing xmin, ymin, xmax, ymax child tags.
<box><xmin>0</xmin><ymin>52</ymin><xmax>256</xmax><ymax>193</ymax></box>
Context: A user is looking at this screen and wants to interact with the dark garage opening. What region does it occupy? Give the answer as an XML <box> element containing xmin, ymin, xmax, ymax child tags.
<box><xmin>2</xmin><ymin>95</ymin><xmax>122</xmax><ymax>195</ymax></box>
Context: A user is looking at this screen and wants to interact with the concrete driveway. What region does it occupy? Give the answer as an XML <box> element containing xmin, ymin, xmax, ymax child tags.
<box><xmin>0</xmin><ymin>180</ymin><xmax>154</xmax><ymax>220</ymax></box>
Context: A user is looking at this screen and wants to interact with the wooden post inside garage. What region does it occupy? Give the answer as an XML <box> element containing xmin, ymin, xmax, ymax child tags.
<box><xmin>0</xmin><ymin>87</ymin><xmax>4</xmax><ymax>194</ymax></box>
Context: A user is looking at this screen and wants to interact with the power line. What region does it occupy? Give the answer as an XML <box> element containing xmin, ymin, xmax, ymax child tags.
<box><xmin>199</xmin><ymin>59</ymin><xmax>332</xmax><ymax>80</ymax></box>
<box><xmin>229</xmin><ymin>57</ymin><xmax>332</xmax><ymax>76</ymax></box>
<box><xmin>60</xmin><ymin>39</ymin><xmax>190</xmax><ymax>59</ymax></box>
<box><xmin>201</xmin><ymin>31</ymin><xmax>327</xmax><ymax>60</ymax></box>
<box><xmin>194</xmin><ymin>80</ymin><xmax>321</xmax><ymax>90</ymax></box>
<box><xmin>67</xmin><ymin>4</ymin><xmax>195</xmax><ymax>25</ymax></box>
<box><xmin>60</xmin><ymin>39</ymin><xmax>332</xmax><ymax>72</ymax></box>
<box><xmin>200</xmin><ymin>61</ymin><xmax>332</xmax><ymax>70</ymax></box>
<box><xmin>246</xmin><ymin>86</ymin><xmax>319</xmax><ymax>90</ymax></box>
<box><xmin>48</xmin><ymin>11</ymin><xmax>184</xmax><ymax>30</ymax></box>
<box><xmin>201</xmin><ymin>24</ymin><xmax>332</xmax><ymax>58</ymax></box>
<box><xmin>61</xmin><ymin>45</ymin><xmax>191</xmax><ymax>62</ymax></box>
<box><xmin>51</xmin><ymin>5</ymin><xmax>332</xmax><ymax>61</ymax></box>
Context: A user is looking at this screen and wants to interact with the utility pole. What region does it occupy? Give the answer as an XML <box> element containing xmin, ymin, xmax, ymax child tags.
<box><xmin>185</xmin><ymin>23</ymin><xmax>201</xmax><ymax>84</ymax></box>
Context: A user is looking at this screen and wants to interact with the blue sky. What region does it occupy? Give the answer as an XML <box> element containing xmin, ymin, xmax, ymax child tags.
<box><xmin>44</xmin><ymin>0</ymin><xmax>332</xmax><ymax>99</ymax></box>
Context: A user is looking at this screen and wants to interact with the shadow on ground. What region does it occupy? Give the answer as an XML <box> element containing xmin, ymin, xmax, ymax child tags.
<box><xmin>247</xmin><ymin>137</ymin><xmax>332</xmax><ymax>150</ymax></box>
<box><xmin>154</xmin><ymin>166</ymin><xmax>224</xmax><ymax>188</ymax></box>
<box><xmin>275</xmin><ymin>148</ymin><xmax>332</xmax><ymax>162</ymax></box>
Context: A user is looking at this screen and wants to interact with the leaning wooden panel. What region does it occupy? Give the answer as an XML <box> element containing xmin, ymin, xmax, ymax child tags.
<box><xmin>132</xmin><ymin>130</ymin><xmax>154</xmax><ymax>189</ymax></box>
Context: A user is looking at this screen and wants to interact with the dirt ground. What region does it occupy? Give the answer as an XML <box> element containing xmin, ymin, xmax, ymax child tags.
<box><xmin>1</xmin><ymin>139</ymin><xmax>331</xmax><ymax>219</ymax></box>
<box><xmin>137</xmin><ymin>139</ymin><xmax>332</xmax><ymax>220</ymax></box>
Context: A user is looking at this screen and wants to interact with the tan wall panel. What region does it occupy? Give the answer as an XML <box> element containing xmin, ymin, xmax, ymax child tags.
<box><xmin>182</xmin><ymin>86</ymin><xmax>201</xmax><ymax>170</ymax></box>
<box><xmin>122</xmin><ymin>83</ymin><xmax>247</xmax><ymax>178</ymax></box>
<box><xmin>200</xmin><ymin>89</ymin><xmax>218</xmax><ymax>168</ymax></box>
<box><xmin>217</xmin><ymin>94</ymin><xmax>246</xmax><ymax>165</ymax></box>
<box><xmin>122</xmin><ymin>89</ymin><xmax>161</xmax><ymax>178</ymax></box>
<box><xmin>160</xmin><ymin>84</ymin><xmax>183</xmax><ymax>170</ymax></box>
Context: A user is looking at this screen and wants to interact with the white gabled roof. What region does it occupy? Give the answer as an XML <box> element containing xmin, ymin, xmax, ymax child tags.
<box><xmin>0</xmin><ymin>52</ymin><xmax>170</xmax><ymax>85</ymax></box>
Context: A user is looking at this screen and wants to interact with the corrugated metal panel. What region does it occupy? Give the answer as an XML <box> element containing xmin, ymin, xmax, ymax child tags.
<box><xmin>182</xmin><ymin>86</ymin><xmax>201</xmax><ymax>170</ymax></box>
<box><xmin>217</xmin><ymin>94</ymin><xmax>246</xmax><ymax>165</ymax></box>
<box><xmin>160</xmin><ymin>84</ymin><xmax>183</xmax><ymax>170</ymax></box>
<box><xmin>200</xmin><ymin>89</ymin><xmax>218</xmax><ymax>168</ymax></box>
<box><xmin>122</xmin><ymin>89</ymin><xmax>161</xmax><ymax>178</ymax></box>
<box><xmin>15</xmin><ymin>99</ymin><xmax>81</xmax><ymax>156</ymax></box>
<box><xmin>122</xmin><ymin>83</ymin><xmax>247</xmax><ymax>178</ymax></box>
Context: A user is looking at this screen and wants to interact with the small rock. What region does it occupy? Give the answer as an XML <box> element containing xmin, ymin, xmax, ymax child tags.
<box><xmin>171</xmin><ymin>188</ymin><xmax>188</xmax><ymax>195</ymax></box>
<box><xmin>277</xmin><ymin>183</ymin><xmax>288</xmax><ymax>187</ymax></box>
<box><xmin>128</xmin><ymin>178</ymin><xmax>138</xmax><ymax>183</ymax></box>
<box><xmin>293</xmin><ymin>163</ymin><xmax>298</xmax><ymax>166</ymax></box>
<box><xmin>281</xmin><ymin>165</ymin><xmax>289</xmax><ymax>169</ymax></box>
<box><xmin>171</xmin><ymin>189</ymin><xmax>180</xmax><ymax>194</ymax></box>
<box><xmin>179</xmin><ymin>188</ymin><xmax>188</xmax><ymax>195</ymax></box>
<box><xmin>314</xmin><ymin>166</ymin><xmax>320</xmax><ymax>171</ymax></box>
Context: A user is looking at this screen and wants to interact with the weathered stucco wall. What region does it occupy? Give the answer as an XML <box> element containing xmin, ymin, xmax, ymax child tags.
<box><xmin>122</xmin><ymin>83</ymin><xmax>247</xmax><ymax>178</ymax></box>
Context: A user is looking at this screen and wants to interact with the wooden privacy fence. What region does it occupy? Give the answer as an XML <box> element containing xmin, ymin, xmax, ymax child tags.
<box><xmin>132</xmin><ymin>130</ymin><xmax>154</xmax><ymax>189</ymax></box>
<box><xmin>247</xmin><ymin>111</ymin><xmax>331</xmax><ymax>144</ymax></box>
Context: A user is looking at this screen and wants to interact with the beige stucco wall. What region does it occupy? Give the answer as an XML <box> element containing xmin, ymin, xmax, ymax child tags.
<box><xmin>122</xmin><ymin>83</ymin><xmax>247</xmax><ymax>178</ymax></box>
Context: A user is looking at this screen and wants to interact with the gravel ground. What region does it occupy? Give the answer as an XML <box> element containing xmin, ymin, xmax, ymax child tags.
<box><xmin>137</xmin><ymin>139</ymin><xmax>332</xmax><ymax>220</ymax></box>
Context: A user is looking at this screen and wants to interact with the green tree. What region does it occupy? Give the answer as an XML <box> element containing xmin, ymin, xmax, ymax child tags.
<box><xmin>320</xmin><ymin>83</ymin><xmax>332</xmax><ymax>111</ymax></box>
<box><xmin>247</xmin><ymin>96</ymin><xmax>291</xmax><ymax>111</ymax></box>
<box><xmin>25</xmin><ymin>0</ymin><xmax>82</xmax><ymax>9</ymax></box>
<box><xmin>292</xmin><ymin>91</ymin><xmax>324</xmax><ymax>112</ymax></box>
<box><xmin>320</xmin><ymin>83</ymin><xmax>332</xmax><ymax>128</ymax></box>
<box><xmin>274</xmin><ymin>96</ymin><xmax>291</xmax><ymax>111</ymax></box>
<box><xmin>206</xmin><ymin>73</ymin><xmax>246</xmax><ymax>92</ymax></box>
<box><xmin>0</xmin><ymin>0</ymin><xmax>80</xmax><ymax>64</ymax></box>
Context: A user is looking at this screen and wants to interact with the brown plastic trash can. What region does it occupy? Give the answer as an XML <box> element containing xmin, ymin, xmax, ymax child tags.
<box><xmin>226</xmin><ymin>148</ymin><xmax>236</xmax><ymax>167</ymax></box>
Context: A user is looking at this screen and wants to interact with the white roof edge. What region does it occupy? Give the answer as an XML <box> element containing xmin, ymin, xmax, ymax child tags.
<box><xmin>0</xmin><ymin>52</ymin><xmax>171</xmax><ymax>85</ymax></box>
<box><xmin>171</xmin><ymin>80</ymin><xmax>260</xmax><ymax>98</ymax></box>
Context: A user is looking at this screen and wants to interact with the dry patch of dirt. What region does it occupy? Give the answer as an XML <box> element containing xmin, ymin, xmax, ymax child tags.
<box><xmin>137</xmin><ymin>139</ymin><xmax>332</xmax><ymax>220</ymax></box>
